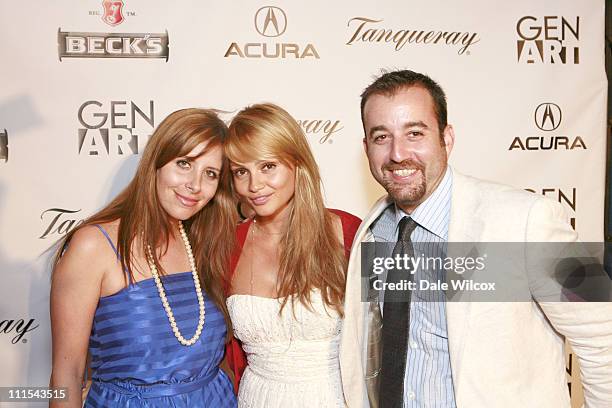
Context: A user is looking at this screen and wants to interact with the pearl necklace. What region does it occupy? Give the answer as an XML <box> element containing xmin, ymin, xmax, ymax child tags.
<box><xmin>146</xmin><ymin>221</ymin><xmax>205</xmax><ymax>346</ymax></box>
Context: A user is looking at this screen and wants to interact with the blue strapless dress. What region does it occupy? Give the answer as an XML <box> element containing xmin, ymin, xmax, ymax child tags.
<box><xmin>84</xmin><ymin>227</ymin><xmax>236</xmax><ymax>407</ymax></box>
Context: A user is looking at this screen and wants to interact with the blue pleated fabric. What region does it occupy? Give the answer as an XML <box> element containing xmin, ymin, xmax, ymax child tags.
<box><xmin>84</xmin><ymin>226</ymin><xmax>236</xmax><ymax>407</ymax></box>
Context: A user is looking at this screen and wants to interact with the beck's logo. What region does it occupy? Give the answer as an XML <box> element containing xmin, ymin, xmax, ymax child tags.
<box><xmin>255</xmin><ymin>6</ymin><xmax>287</xmax><ymax>37</ymax></box>
<box><xmin>102</xmin><ymin>0</ymin><xmax>125</xmax><ymax>26</ymax></box>
<box><xmin>58</xmin><ymin>30</ymin><xmax>169</xmax><ymax>60</ymax></box>
<box><xmin>0</xmin><ymin>129</ymin><xmax>7</xmax><ymax>163</ymax></box>
<box><xmin>534</xmin><ymin>103</ymin><xmax>562</xmax><ymax>131</ymax></box>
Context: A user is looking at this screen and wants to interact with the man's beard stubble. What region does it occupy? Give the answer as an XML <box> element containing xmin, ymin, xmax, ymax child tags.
<box><xmin>381</xmin><ymin>160</ymin><xmax>427</xmax><ymax>210</ymax></box>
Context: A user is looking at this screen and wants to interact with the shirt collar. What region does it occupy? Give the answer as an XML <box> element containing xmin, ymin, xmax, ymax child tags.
<box><xmin>394</xmin><ymin>166</ymin><xmax>452</xmax><ymax>240</ymax></box>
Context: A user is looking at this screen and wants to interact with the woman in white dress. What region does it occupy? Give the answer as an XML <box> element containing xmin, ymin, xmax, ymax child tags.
<box><xmin>223</xmin><ymin>103</ymin><xmax>360</xmax><ymax>407</ymax></box>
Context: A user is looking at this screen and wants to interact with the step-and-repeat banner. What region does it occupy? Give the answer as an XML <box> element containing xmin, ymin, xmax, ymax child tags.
<box><xmin>0</xmin><ymin>1</ymin><xmax>606</xmax><ymax>406</ymax></box>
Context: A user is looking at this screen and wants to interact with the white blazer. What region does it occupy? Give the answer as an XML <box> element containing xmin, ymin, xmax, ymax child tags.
<box><xmin>339</xmin><ymin>169</ymin><xmax>612</xmax><ymax>408</ymax></box>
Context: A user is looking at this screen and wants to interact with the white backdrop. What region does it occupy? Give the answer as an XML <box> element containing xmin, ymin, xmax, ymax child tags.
<box><xmin>0</xmin><ymin>1</ymin><xmax>606</xmax><ymax>406</ymax></box>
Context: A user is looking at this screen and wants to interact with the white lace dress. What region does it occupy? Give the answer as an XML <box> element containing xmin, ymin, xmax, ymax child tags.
<box><xmin>227</xmin><ymin>291</ymin><xmax>345</xmax><ymax>407</ymax></box>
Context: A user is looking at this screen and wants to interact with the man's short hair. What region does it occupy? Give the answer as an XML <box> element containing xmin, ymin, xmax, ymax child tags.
<box><xmin>360</xmin><ymin>70</ymin><xmax>448</xmax><ymax>135</ymax></box>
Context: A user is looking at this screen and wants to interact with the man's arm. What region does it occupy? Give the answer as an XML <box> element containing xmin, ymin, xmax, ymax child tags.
<box><xmin>527</xmin><ymin>197</ymin><xmax>612</xmax><ymax>406</ymax></box>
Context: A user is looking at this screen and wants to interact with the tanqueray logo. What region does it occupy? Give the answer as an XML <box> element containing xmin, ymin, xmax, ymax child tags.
<box><xmin>254</xmin><ymin>6</ymin><xmax>287</xmax><ymax>37</ymax></box>
<box><xmin>534</xmin><ymin>103</ymin><xmax>562</xmax><ymax>132</ymax></box>
<box><xmin>0</xmin><ymin>318</ymin><xmax>39</xmax><ymax>344</ymax></box>
<box><xmin>40</xmin><ymin>208</ymin><xmax>85</xmax><ymax>239</ymax></box>
<box><xmin>102</xmin><ymin>0</ymin><xmax>125</xmax><ymax>27</ymax></box>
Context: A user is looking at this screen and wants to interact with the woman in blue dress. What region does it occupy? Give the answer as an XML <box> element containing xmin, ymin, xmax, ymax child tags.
<box><xmin>50</xmin><ymin>108</ymin><xmax>237</xmax><ymax>407</ymax></box>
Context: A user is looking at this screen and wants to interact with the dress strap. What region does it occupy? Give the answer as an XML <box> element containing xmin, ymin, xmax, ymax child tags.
<box><xmin>93</xmin><ymin>224</ymin><xmax>119</xmax><ymax>257</ymax></box>
<box><xmin>93</xmin><ymin>224</ymin><xmax>133</xmax><ymax>286</ymax></box>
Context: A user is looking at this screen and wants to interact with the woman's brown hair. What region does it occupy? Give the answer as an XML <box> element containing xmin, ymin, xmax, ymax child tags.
<box><xmin>54</xmin><ymin>108</ymin><xmax>237</xmax><ymax>330</ymax></box>
<box><xmin>226</xmin><ymin>103</ymin><xmax>346</xmax><ymax>315</ymax></box>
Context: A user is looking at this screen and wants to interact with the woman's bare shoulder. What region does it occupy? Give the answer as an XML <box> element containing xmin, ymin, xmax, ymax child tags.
<box><xmin>55</xmin><ymin>220</ymin><xmax>120</xmax><ymax>276</ymax></box>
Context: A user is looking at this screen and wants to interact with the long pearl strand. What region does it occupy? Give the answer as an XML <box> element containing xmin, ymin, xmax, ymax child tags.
<box><xmin>146</xmin><ymin>221</ymin><xmax>205</xmax><ymax>346</ymax></box>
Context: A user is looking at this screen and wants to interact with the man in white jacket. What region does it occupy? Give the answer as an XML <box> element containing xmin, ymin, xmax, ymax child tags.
<box><xmin>339</xmin><ymin>69</ymin><xmax>612</xmax><ymax>408</ymax></box>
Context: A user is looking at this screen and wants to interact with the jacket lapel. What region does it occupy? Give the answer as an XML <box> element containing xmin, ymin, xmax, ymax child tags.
<box><xmin>341</xmin><ymin>195</ymin><xmax>393</xmax><ymax>407</ymax></box>
<box><xmin>446</xmin><ymin>170</ymin><xmax>483</xmax><ymax>393</ymax></box>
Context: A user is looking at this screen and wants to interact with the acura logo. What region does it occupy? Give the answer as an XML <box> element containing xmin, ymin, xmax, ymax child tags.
<box><xmin>254</xmin><ymin>6</ymin><xmax>287</xmax><ymax>37</ymax></box>
<box><xmin>534</xmin><ymin>103</ymin><xmax>562</xmax><ymax>131</ymax></box>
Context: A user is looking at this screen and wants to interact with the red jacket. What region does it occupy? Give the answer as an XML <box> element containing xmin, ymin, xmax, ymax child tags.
<box><xmin>224</xmin><ymin>209</ymin><xmax>361</xmax><ymax>392</ymax></box>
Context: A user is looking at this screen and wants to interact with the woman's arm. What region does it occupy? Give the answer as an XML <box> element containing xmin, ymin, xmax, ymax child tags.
<box><xmin>49</xmin><ymin>226</ymin><xmax>108</xmax><ymax>408</ymax></box>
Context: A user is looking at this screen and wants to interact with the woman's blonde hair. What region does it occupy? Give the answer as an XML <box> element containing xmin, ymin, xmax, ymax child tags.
<box><xmin>226</xmin><ymin>103</ymin><xmax>346</xmax><ymax>315</ymax></box>
<box><xmin>55</xmin><ymin>108</ymin><xmax>237</xmax><ymax>330</ymax></box>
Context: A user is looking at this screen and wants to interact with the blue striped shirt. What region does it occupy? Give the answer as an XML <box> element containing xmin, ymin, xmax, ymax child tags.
<box><xmin>370</xmin><ymin>167</ymin><xmax>456</xmax><ymax>408</ymax></box>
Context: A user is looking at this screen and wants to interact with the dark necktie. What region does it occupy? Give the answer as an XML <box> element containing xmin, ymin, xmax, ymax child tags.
<box><xmin>379</xmin><ymin>216</ymin><xmax>418</xmax><ymax>408</ymax></box>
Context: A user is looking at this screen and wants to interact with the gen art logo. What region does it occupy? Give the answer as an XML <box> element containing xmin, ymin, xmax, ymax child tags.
<box><xmin>77</xmin><ymin>100</ymin><xmax>155</xmax><ymax>156</ymax></box>
<box><xmin>516</xmin><ymin>16</ymin><xmax>580</xmax><ymax>64</ymax></box>
<box><xmin>225</xmin><ymin>6</ymin><xmax>320</xmax><ymax>59</ymax></box>
<box><xmin>525</xmin><ymin>187</ymin><xmax>576</xmax><ymax>229</ymax></box>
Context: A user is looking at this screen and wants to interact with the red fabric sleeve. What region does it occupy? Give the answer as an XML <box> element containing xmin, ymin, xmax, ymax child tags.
<box><xmin>329</xmin><ymin>208</ymin><xmax>362</xmax><ymax>260</ymax></box>
<box><xmin>225</xmin><ymin>219</ymin><xmax>252</xmax><ymax>393</ymax></box>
